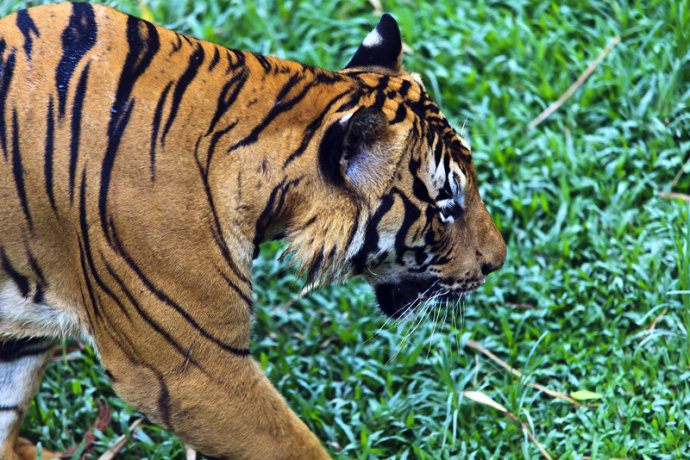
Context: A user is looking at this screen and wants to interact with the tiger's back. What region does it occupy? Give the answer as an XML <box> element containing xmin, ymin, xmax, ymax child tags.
<box><xmin>0</xmin><ymin>3</ymin><xmax>505</xmax><ymax>459</ymax></box>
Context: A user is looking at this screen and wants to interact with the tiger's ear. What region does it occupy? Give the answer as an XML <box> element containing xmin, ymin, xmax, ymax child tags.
<box><xmin>319</xmin><ymin>106</ymin><xmax>394</xmax><ymax>193</ymax></box>
<box><xmin>345</xmin><ymin>14</ymin><xmax>402</xmax><ymax>72</ymax></box>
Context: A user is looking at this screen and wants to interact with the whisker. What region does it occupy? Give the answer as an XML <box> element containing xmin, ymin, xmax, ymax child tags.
<box><xmin>426</xmin><ymin>300</ymin><xmax>442</xmax><ymax>358</ymax></box>
<box><xmin>388</xmin><ymin>300</ymin><xmax>429</xmax><ymax>364</ymax></box>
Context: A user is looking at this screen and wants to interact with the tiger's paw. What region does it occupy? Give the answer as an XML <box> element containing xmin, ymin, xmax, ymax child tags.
<box><xmin>14</xmin><ymin>438</ymin><xmax>60</xmax><ymax>460</ymax></box>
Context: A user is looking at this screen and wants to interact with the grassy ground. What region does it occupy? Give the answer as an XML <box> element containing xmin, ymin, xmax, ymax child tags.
<box><xmin>4</xmin><ymin>0</ymin><xmax>690</xmax><ymax>458</ymax></box>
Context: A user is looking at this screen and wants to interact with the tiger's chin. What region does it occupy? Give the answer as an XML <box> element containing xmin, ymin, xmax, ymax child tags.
<box><xmin>374</xmin><ymin>278</ymin><xmax>481</xmax><ymax>319</ymax></box>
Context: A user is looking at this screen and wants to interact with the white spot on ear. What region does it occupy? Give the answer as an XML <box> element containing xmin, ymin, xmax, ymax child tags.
<box><xmin>339</xmin><ymin>112</ymin><xmax>353</xmax><ymax>125</ymax></box>
<box><xmin>362</xmin><ymin>29</ymin><xmax>383</xmax><ymax>47</ymax></box>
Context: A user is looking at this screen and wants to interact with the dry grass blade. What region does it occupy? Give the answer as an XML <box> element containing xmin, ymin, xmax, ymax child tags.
<box><xmin>583</xmin><ymin>457</ymin><xmax>628</xmax><ymax>460</ymax></box>
<box><xmin>61</xmin><ymin>401</ymin><xmax>112</xmax><ymax>459</ymax></box>
<box><xmin>271</xmin><ymin>289</ymin><xmax>309</xmax><ymax>315</ymax></box>
<box><xmin>659</xmin><ymin>191</ymin><xmax>690</xmax><ymax>202</ymax></box>
<box><xmin>495</xmin><ymin>302</ymin><xmax>537</xmax><ymax>310</ymax></box>
<box><xmin>463</xmin><ymin>391</ymin><xmax>553</xmax><ymax>460</ymax></box>
<box><xmin>51</xmin><ymin>347</ymin><xmax>82</xmax><ymax>362</ymax></box>
<box><xmin>466</xmin><ymin>339</ymin><xmax>579</xmax><ymax>405</ymax></box>
<box><xmin>137</xmin><ymin>0</ymin><xmax>154</xmax><ymax>22</ymax></box>
<box><xmin>647</xmin><ymin>307</ymin><xmax>669</xmax><ymax>333</ymax></box>
<box><xmin>527</xmin><ymin>35</ymin><xmax>621</xmax><ymax>130</ymax></box>
<box><xmin>96</xmin><ymin>418</ymin><xmax>143</xmax><ymax>460</ymax></box>
<box><xmin>368</xmin><ymin>0</ymin><xmax>383</xmax><ymax>15</ymax></box>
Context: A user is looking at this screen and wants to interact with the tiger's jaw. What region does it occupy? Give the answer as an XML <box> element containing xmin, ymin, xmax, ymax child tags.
<box><xmin>374</xmin><ymin>278</ymin><xmax>482</xmax><ymax>318</ymax></box>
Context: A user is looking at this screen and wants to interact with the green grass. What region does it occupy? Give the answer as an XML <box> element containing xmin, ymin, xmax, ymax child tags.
<box><xmin>4</xmin><ymin>0</ymin><xmax>690</xmax><ymax>458</ymax></box>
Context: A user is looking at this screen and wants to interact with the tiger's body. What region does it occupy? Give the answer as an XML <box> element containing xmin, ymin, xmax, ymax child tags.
<box><xmin>0</xmin><ymin>3</ymin><xmax>505</xmax><ymax>459</ymax></box>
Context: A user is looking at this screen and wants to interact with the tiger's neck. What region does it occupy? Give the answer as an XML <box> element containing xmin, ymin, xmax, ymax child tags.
<box><xmin>202</xmin><ymin>58</ymin><xmax>363</xmax><ymax>278</ymax></box>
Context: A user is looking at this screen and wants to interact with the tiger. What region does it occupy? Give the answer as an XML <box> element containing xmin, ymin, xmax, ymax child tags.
<box><xmin>0</xmin><ymin>2</ymin><xmax>506</xmax><ymax>459</ymax></box>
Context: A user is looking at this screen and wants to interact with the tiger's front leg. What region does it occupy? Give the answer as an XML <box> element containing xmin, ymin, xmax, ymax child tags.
<box><xmin>94</xmin><ymin>307</ymin><xmax>331</xmax><ymax>460</ymax></box>
<box><xmin>0</xmin><ymin>338</ymin><xmax>60</xmax><ymax>460</ymax></box>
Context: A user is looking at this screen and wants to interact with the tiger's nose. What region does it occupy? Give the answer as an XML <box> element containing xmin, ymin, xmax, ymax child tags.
<box><xmin>478</xmin><ymin>223</ymin><xmax>507</xmax><ymax>276</ymax></box>
<box><xmin>481</xmin><ymin>261</ymin><xmax>503</xmax><ymax>276</ymax></box>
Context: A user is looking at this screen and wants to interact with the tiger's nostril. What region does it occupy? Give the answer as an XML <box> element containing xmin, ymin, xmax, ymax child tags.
<box><xmin>481</xmin><ymin>262</ymin><xmax>501</xmax><ymax>276</ymax></box>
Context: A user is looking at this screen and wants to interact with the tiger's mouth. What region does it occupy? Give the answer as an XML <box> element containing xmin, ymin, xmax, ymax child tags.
<box><xmin>373</xmin><ymin>279</ymin><xmax>467</xmax><ymax>318</ymax></box>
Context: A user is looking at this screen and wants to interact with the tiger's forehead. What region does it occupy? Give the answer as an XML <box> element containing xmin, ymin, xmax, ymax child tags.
<box><xmin>353</xmin><ymin>73</ymin><xmax>472</xmax><ymax>164</ymax></box>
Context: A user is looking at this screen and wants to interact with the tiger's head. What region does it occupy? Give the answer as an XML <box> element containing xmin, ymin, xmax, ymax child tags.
<box><xmin>289</xmin><ymin>14</ymin><xmax>506</xmax><ymax>318</ymax></box>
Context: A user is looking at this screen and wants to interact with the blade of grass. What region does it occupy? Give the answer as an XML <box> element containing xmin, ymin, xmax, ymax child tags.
<box><xmin>462</xmin><ymin>391</ymin><xmax>553</xmax><ymax>460</ymax></box>
<box><xmin>96</xmin><ymin>418</ymin><xmax>143</xmax><ymax>460</ymax></box>
<box><xmin>527</xmin><ymin>36</ymin><xmax>621</xmax><ymax>130</ymax></box>
<box><xmin>466</xmin><ymin>339</ymin><xmax>580</xmax><ymax>405</ymax></box>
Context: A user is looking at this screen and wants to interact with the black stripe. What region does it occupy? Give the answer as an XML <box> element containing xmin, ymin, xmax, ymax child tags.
<box><xmin>0</xmin><ymin>247</ymin><xmax>29</xmax><ymax>298</ymax></box>
<box><xmin>26</xmin><ymin>248</ymin><xmax>46</xmax><ymax>285</ymax></box>
<box><xmin>251</xmin><ymin>52</ymin><xmax>271</xmax><ymax>73</ymax></box>
<box><xmin>252</xmin><ymin>177</ymin><xmax>303</xmax><ymax>257</ymax></box>
<box><xmin>409</xmin><ymin>156</ymin><xmax>433</xmax><ymax>203</ymax></box>
<box><xmin>225</xmin><ymin>49</ymin><xmax>246</xmax><ymax>75</ymax></box>
<box><xmin>161</xmin><ymin>43</ymin><xmax>204</xmax><ymax>145</ymax></box>
<box><xmin>16</xmin><ymin>9</ymin><xmax>40</xmax><ymax>60</ymax></box>
<box><xmin>45</xmin><ymin>96</ymin><xmax>57</xmax><ymax>210</ymax></box>
<box><xmin>101</xmin><ymin>257</ymin><xmax>209</xmax><ymax>370</ymax></box>
<box><xmin>205</xmin><ymin>120</ymin><xmax>238</xmax><ymax>172</ymax></box>
<box><xmin>392</xmin><ymin>189</ymin><xmax>421</xmax><ymax>263</ymax></box>
<box><xmin>371</xmin><ymin>76</ymin><xmax>390</xmax><ymax>110</ymax></box>
<box><xmin>33</xmin><ymin>285</ymin><xmax>45</xmax><ymax>304</ymax></box>
<box><xmin>228</xmin><ymin>73</ymin><xmax>311</xmax><ymax>153</ymax></box>
<box><xmin>305</xmin><ymin>249</ymin><xmax>324</xmax><ymax>285</ymax></box>
<box><xmin>100</xmin><ymin>100</ymin><xmax>134</xmax><ymax>242</ymax></box>
<box><xmin>205</xmin><ymin>70</ymin><xmax>248</xmax><ymax>136</ymax></box>
<box><xmin>149</xmin><ymin>81</ymin><xmax>173</xmax><ymax>180</ymax></box>
<box><xmin>100</xmin><ymin>16</ymin><xmax>160</xmax><ymax>241</ymax></box>
<box><xmin>56</xmin><ymin>2</ymin><xmax>96</xmax><ymax>118</ymax></box>
<box><xmin>391</xmin><ymin>103</ymin><xmax>407</xmax><ymax>125</ymax></box>
<box><xmin>352</xmin><ymin>193</ymin><xmax>395</xmax><ymax>273</ymax></box>
<box><xmin>224</xmin><ymin>50</ymin><xmax>234</xmax><ymax>74</ymax></box>
<box><xmin>208</xmin><ymin>47</ymin><xmax>220</xmax><ymax>71</ymax></box>
<box><xmin>335</xmin><ymin>90</ymin><xmax>366</xmax><ymax>116</ymax></box>
<box><xmin>153</xmin><ymin>366</ymin><xmax>171</xmax><ymax>427</ymax></box>
<box><xmin>170</xmin><ymin>33</ymin><xmax>182</xmax><ymax>55</ymax></box>
<box><xmin>215</xmin><ymin>268</ymin><xmax>253</xmax><ymax>311</ymax></box>
<box><xmin>77</xmin><ymin>237</ymin><xmax>100</xmax><ymax>318</ymax></box>
<box><xmin>344</xmin><ymin>207</ymin><xmax>361</xmax><ymax>250</ymax></box>
<box><xmin>303</xmin><ymin>215</ymin><xmax>317</xmax><ymax>228</ymax></box>
<box><xmin>193</xmin><ymin>136</ymin><xmax>251</xmax><ymax>287</ymax></box>
<box><xmin>0</xmin><ymin>405</ymin><xmax>20</xmax><ymax>412</ymax></box>
<box><xmin>282</xmin><ymin>89</ymin><xmax>352</xmax><ymax>168</ymax></box>
<box><xmin>0</xmin><ymin>43</ymin><xmax>16</xmax><ymax>160</ymax></box>
<box><xmin>78</xmin><ymin>170</ymin><xmax>130</xmax><ymax>319</ymax></box>
<box><xmin>426</xmin><ymin>242</ymin><xmax>453</xmax><ymax>267</ymax></box>
<box><xmin>76</xmin><ymin>284</ymin><xmax>95</xmax><ymax>335</ymax></box>
<box><xmin>69</xmin><ymin>63</ymin><xmax>90</xmax><ymax>202</ymax></box>
<box><xmin>11</xmin><ymin>109</ymin><xmax>32</xmax><ymax>230</ymax></box>
<box><xmin>314</xmin><ymin>69</ymin><xmax>344</xmax><ymax>85</ymax></box>
<box><xmin>398</xmin><ymin>80</ymin><xmax>411</xmax><ymax>97</ymax></box>
<box><xmin>0</xmin><ymin>337</ymin><xmax>55</xmax><ymax>361</ymax></box>
<box><xmin>109</xmin><ymin>222</ymin><xmax>251</xmax><ymax>357</ymax></box>
<box><xmin>433</xmin><ymin>137</ymin><xmax>443</xmax><ymax>166</ymax></box>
